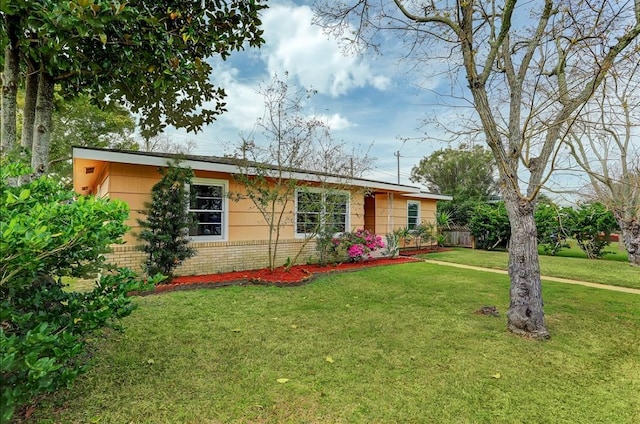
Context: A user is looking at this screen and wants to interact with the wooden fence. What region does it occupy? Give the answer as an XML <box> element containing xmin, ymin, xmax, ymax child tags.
<box><xmin>442</xmin><ymin>226</ymin><xmax>474</xmax><ymax>248</ymax></box>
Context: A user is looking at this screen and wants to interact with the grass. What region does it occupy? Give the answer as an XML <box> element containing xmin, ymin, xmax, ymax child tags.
<box><xmin>30</xmin><ymin>262</ymin><xmax>640</xmax><ymax>423</ymax></box>
<box><xmin>424</xmin><ymin>246</ymin><xmax>640</xmax><ymax>290</ymax></box>
<box><xmin>552</xmin><ymin>241</ymin><xmax>629</xmax><ymax>262</ymax></box>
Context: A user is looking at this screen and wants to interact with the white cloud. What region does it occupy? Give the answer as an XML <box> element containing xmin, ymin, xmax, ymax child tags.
<box><xmin>208</xmin><ymin>68</ymin><xmax>264</xmax><ymax>131</ymax></box>
<box><xmin>315</xmin><ymin>113</ymin><xmax>355</xmax><ymax>130</ymax></box>
<box><xmin>260</xmin><ymin>4</ymin><xmax>391</xmax><ymax>97</ymax></box>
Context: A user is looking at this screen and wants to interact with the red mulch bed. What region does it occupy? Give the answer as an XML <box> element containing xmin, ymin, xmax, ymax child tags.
<box><xmin>148</xmin><ymin>256</ymin><xmax>419</xmax><ymax>294</ymax></box>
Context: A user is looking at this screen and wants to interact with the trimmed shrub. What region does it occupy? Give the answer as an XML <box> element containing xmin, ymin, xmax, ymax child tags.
<box><xmin>137</xmin><ymin>161</ymin><xmax>196</xmax><ymax>278</ymax></box>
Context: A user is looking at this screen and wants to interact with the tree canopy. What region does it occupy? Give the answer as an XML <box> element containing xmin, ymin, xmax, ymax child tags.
<box><xmin>411</xmin><ymin>144</ymin><xmax>497</xmax><ymax>225</ymax></box>
<box><xmin>564</xmin><ymin>61</ymin><xmax>640</xmax><ymax>266</ymax></box>
<box><xmin>410</xmin><ymin>144</ymin><xmax>497</xmax><ymax>199</ymax></box>
<box><xmin>1</xmin><ymin>0</ymin><xmax>266</xmax><ymax>170</ymax></box>
<box><xmin>49</xmin><ymin>94</ymin><xmax>138</xmax><ymax>178</ymax></box>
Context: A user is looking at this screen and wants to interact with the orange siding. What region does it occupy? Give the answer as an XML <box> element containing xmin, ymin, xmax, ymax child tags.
<box><xmin>100</xmin><ymin>163</ymin><xmax>372</xmax><ymax>245</ymax></box>
<box><xmin>369</xmin><ymin>193</ymin><xmax>438</xmax><ymax>236</ymax></box>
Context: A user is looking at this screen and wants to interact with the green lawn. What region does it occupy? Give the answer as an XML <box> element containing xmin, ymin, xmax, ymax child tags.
<box><xmin>424</xmin><ymin>247</ymin><xmax>640</xmax><ymax>290</ymax></box>
<box><xmin>553</xmin><ymin>240</ymin><xmax>629</xmax><ymax>262</ymax></box>
<box><xmin>31</xmin><ymin>263</ymin><xmax>640</xmax><ymax>423</ymax></box>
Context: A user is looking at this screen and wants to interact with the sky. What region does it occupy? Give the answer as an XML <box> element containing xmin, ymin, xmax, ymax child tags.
<box><xmin>162</xmin><ymin>0</ymin><xmax>638</xmax><ymax>202</ymax></box>
<box><xmin>165</xmin><ymin>0</ymin><xmax>456</xmax><ymax>187</ymax></box>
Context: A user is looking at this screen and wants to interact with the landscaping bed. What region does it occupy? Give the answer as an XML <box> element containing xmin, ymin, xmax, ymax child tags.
<box><xmin>150</xmin><ymin>256</ymin><xmax>419</xmax><ymax>293</ymax></box>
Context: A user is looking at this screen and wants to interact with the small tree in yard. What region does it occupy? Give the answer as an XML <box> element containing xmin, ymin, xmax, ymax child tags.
<box><xmin>564</xmin><ymin>61</ymin><xmax>640</xmax><ymax>266</ymax></box>
<box><xmin>137</xmin><ymin>162</ymin><xmax>196</xmax><ymax>278</ymax></box>
<box><xmin>0</xmin><ymin>161</ymin><xmax>158</xmax><ymax>422</ymax></box>
<box><xmin>232</xmin><ymin>73</ymin><xmax>373</xmax><ymax>270</ymax></box>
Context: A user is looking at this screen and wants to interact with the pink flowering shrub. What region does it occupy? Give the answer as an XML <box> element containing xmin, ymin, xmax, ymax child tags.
<box><xmin>334</xmin><ymin>229</ymin><xmax>385</xmax><ymax>261</ymax></box>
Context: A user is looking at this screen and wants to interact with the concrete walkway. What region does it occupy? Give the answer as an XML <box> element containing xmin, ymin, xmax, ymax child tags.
<box><xmin>422</xmin><ymin>259</ymin><xmax>640</xmax><ymax>295</ymax></box>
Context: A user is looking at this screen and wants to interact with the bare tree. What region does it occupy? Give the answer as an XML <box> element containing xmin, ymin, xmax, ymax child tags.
<box><xmin>565</xmin><ymin>61</ymin><xmax>640</xmax><ymax>266</ymax></box>
<box><xmin>141</xmin><ymin>135</ymin><xmax>198</xmax><ymax>155</ymax></box>
<box><xmin>232</xmin><ymin>73</ymin><xmax>373</xmax><ymax>270</ymax></box>
<box><xmin>314</xmin><ymin>0</ymin><xmax>640</xmax><ymax>338</ymax></box>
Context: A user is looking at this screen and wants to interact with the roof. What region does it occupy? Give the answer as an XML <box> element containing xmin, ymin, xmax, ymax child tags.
<box><xmin>72</xmin><ymin>146</ymin><xmax>453</xmax><ymax>200</ymax></box>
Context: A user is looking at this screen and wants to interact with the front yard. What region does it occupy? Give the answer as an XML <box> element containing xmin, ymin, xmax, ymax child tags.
<box><xmin>31</xmin><ymin>262</ymin><xmax>639</xmax><ymax>423</ymax></box>
<box><xmin>425</xmin><ymin>246</ymin><xmax>640</xmax><ymax>290</ymax></box>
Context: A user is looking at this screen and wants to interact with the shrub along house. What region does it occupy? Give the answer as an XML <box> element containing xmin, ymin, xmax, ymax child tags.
<box><xmin>72</xmin><ymin>147</ymin><xmax>451</xmax><ymax>275</ymax></box>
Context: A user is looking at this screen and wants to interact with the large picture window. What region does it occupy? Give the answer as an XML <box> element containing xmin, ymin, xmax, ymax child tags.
<box><xmin>407</xmin><ymin>200</ymin><xmax>420</xmax><ymax>230</ymax></box>
<box><xmin>296</xmin><ymin>190</ymin><xmax>349</xmax><ymax>236</ymax></box>
<box><xmin>189</xmin><ymin>179</ymin><xmax>227</xmax><ymax>239</ymax></box>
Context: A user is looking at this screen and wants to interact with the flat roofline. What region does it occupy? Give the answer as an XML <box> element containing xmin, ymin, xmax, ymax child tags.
<box><xmin>72</xmin><ymin>147</ymin><xmax>452</xmax><ymax>200</ymax></box>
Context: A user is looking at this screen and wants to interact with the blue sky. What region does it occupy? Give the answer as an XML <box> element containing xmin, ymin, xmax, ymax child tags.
<box><xmin>165</xmin><ymin>0</ymin><xmax>457</xmax><ymax>187</ymax></box>
<box><xmin>160</xmin><ymin>0</ymin><xmax>640</xmax><ymax>204</ymax></box>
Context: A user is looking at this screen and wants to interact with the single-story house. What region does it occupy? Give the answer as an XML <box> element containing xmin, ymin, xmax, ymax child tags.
<box><xmin>72</xmin><ymin>147</ymin><xmax>452</xmax><ymax>275</ymax></box>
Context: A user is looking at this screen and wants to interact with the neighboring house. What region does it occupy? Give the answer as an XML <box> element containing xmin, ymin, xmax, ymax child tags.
<box><xmin>72</xmin><ymin>147</ymin><xmax>452</xmax><ymax>275</ymax></box>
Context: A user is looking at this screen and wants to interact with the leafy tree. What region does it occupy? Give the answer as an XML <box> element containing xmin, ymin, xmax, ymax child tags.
<box><xmin>1</xmin><ymin>0</ymin><xmax>266</xmax><ymax>171</ymax></box>
<box><xmin>315</xmin><ymin>0</ymin><xmax>640</xmax><ymax>338</ymax></box>
<box><xmin>567</xmin><ymin>203</ymin><xmax>619</xmax><ymax>259</ymax></box>
<box><xmin>411</xmin><ymin>144</ymin><xmax>496</xmax><ymax>225</ymax></box>
<box><xmin>137</xmin><ymin>162</ymin><xmax>196</xmax><ymax>278</ymax></box>
<box><xmin>410</xmin><ymin>144</ymin><xmax>497</xmax><ymax>199</ymax></box>
<box><xmin>49</xmin><ymin>94</ymin><xmax>138</xmax><ymax>178</ymax></box>
<box><xmin>0</xmin><ymin>161</ymin><xmax>157</xmax><ymax>422</ymax></box>
<box><xmin>468</xmin><ymin>202</ymin><xmax>510</xmax><ymax>250</ymax></box>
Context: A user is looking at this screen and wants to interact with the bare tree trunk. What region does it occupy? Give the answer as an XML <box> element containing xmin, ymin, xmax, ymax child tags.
<box><xmin>31</xmin><ymin>70</ymin><xmax>55</xmax><ymax>173</ymax></box>
<box><xmin>21</xmin><ymin>63</ymin><xmax>39</xmax><ymax>151</ymax></box>
<box><xmin>1</xmin><ymin>37</ymin><xmax>19</xmax><ymax>153</ymax></box>
<box><xmin>616</xmin><ymin>215</ymin><xmax>640</xmax><ymax>266</ymax></box>
<box><xmin>503</xmin><ymin>191</ymin><xmax>550</xmax><ymax>339</ymax></box>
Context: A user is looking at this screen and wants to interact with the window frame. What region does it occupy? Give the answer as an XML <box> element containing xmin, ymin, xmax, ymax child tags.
<box><xmin>295</xmin><ymin>188</ymin><xmax>350</xmax><ymax>238</ymax></box>
<box><xmin>407</xmin><ymin>200</ymin><xmax>421</xmax><ymax>230</ymax></box>
<box><xmin>188</xmin><ymin>177</ymin><xmax>229</xmax><ymax>241</ymax></box>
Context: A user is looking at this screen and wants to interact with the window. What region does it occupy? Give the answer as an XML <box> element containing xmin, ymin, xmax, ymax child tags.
<box><xmin>407</xmin><ymin>200</ymin><xmax>420</xmax><ymax>230</ymax></box>
<box><xmin>296</xmin><ymin>189</ymin><xmax>349</xmax><ymax>236</ymax></box>
<box><xmin>189</xmin><ymin>179</ymin><xmax>227</xmax><ymax>240</ymax></box>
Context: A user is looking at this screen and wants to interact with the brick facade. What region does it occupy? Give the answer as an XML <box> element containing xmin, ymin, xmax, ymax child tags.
<box><xmin>105</xmin><ymin>239</ymin><xmax>318</xmax><ymax>275</ymax></box>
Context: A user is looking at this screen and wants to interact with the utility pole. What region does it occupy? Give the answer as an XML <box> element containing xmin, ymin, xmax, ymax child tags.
<box><xmin>394</xmin><ymin>150</ymin><xmax>400</xmax><ymax>184</ymax></box>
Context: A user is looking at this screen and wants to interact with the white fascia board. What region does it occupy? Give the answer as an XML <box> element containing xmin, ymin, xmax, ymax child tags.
<box><xmin>72</xmin><ymin>147</ymin><xmax>436</xmax><ymax>196</ymax></box>
<box><xmin>73</xmin><ymin>147</ymin><xmax>241</xmax><ymax>174</ymax></box>
<box><xmin>399</xmin><ymin>192</ymin><xmax>453</xmax><ymax>201</ymax></box>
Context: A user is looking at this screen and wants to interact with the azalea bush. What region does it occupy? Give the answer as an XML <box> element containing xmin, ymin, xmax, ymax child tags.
<box><xmin>333</xmin><ymin>229</ymin><xmax>385</xmax><ymax>261</ymax></box>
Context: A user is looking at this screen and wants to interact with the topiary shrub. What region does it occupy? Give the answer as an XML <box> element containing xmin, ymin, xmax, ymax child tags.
<box><xmin>137</xmin><ymin>161</ymin><xmax>196</xmax><ymax>279</ymax></box>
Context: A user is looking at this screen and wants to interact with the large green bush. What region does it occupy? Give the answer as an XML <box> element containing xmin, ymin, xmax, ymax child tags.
<box><xmin>567</xmin><ymin>202</ymin><xmax>619</xmax><ymax>259</ymax></box>
<box><xmin>0</xmin><ymin>162</ymin><xmax>157</xmax><ymax>423</ymax></box>
<box><xmin>468</xmin><ymin>202</ymin><xmax>511</xmax><ymax>250</ymax></box>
